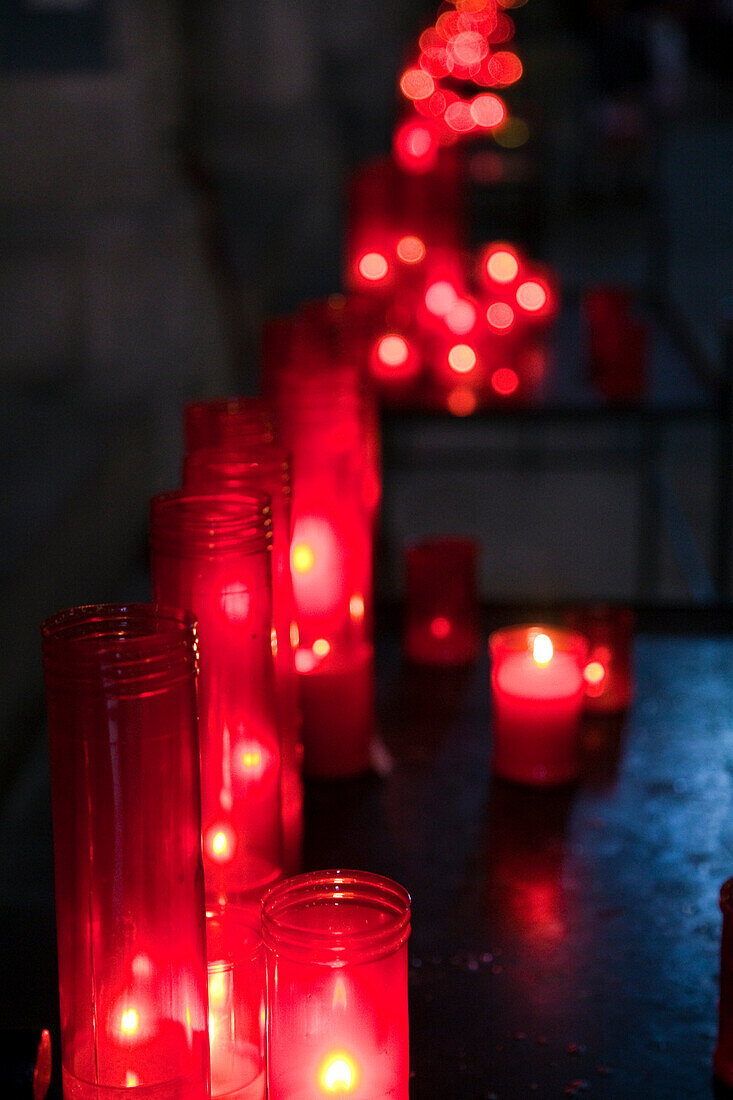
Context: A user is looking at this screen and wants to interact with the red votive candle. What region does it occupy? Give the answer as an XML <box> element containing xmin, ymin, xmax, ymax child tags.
<box><xmin>184</xmin><ymin>446</ymin><xmax>303</xmax><ymax>875</ymax></box>
<box><xmin>716</xmin><ymin>878</ymin><xmax>733</xmax><ymax>1086</ymax></box>
<box><xmin>41</xmin><ymin>604</ymin><xmax>210</xmax><ymax>1100</ymax></box>
<box><xmin>565</xmin><ymin>604</ymin><xmax>635</xmax><ymax>714</ymax></box>
<box><xmin>150</xmin><ymin>491</ymin><xmax>283</xmax><ymax>904</ymax></box>
<box><xmin>262</xmin><ymin>870</ymin><xmax>411</xmax><ymax>1100</ymax></box>
<box><xmin>490</xmin><ymin>625</ymin><xmax>588</xmax><ymax>785</ymax></box>
<box><xmin>404</xmin><ymin>537</ymin><xmax>480</xmax><ymax>665</ymax></box>
<box><xmin>206</xmin><ymin>907</ymin><xmax>266</xmax><ymax>1100</ymax></box>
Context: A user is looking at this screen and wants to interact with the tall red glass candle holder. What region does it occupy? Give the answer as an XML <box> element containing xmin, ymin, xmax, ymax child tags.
<box><xmin>404</xmin><ymin>537</ymin><xmax>480</xmax><ymax>665</ymax></box>
<box><xmin>565</xmin><ymin>604</ymin><xmax>635</xmax><ymax>714</ymax></box>
<box><xmin>206</xmin><ymin>907</ymin><xmax>266</xmax><ymax>1100</ymax></box>
<box><xmin>150</xmin><ymin>491</ymin><xmax>282</xmax><ymax>904</ymax></box>
<box><xmin>184</xmin><ymin>447</ymin><xmax>303</xmax><ymax>874</ymax></box>
<box><xmin>41</xmin><ymin>604</ymin><xmax>210</xmax><ymax>1100</ymax></box>
<box><xmin>184</xmin><ymin>397</ymin><xmax>275</xmax><ymax>455</ymax></box>
<box><xmin>715</xmin><ymin>877</ymin><xmax>733</xmax><ymax>1086</ymax></box>
<box><xmin>490</xmin><ymin>625</ymin><xmax>588</xmax><ymax>786</ymax></box>
<box><xmin>273</xmin><ymin>363</ymin><xmax>375</xmax><ymax>778</ymax></box>
<box><xmin>262</xmin><ymin>870</ymin><xmax>411</xmax><ymax>1100</ymax></box>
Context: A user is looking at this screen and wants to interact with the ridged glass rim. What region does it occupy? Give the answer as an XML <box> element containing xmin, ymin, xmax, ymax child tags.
<box><xmin>183</xmin><ymin>446</ymin><xmax>292</xmax><ymax>497</ymax></box>
<box><xmin>261</xmin><ymin>869</ymin><xmax>411</xmax><ymax>967</ymax></box>
<box><xmin>150</xmin><ymin>490</ymin><xmax>272</xmax><ymax>556</ymax></box>
<box><xmin>41</xmin><ymin>603</ymin><xmax>197</xmax><ymax>691</ymax></box>
<box><xmin>184</xmin><ymin>396</ymin><xmax>274</xmax><ymax>452</ymax></box>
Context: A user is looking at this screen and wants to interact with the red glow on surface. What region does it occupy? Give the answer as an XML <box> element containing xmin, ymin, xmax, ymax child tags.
<box><xmin>400</xmin><ymin>68</ymin><xmax>435</xmax><ymax>100</ymax></box>
<box><xmin>447</xmin><ymin>386</ymin><xmax>478</xmax><ymax>416</ymax></box>
<box><xmin>396</xmin><ymin>235</ymin><xmax>426</xmax><ymax>263</ymax></box>
<box><xmin>292</xmin><ymin>542</ymin><xmax>315</xmax><ymax>574</ymax></box>
<box><xmin>485</xmin><ymin>247</ymin><xmax>519</xmax><ymax>283</ymax></box>
<box><xmin>488</xmin><ymin>50</ymin><xmax>523</xmax><ymax>85</ymax></box>
<box><xmin>470</xmin><ymin>94</ymin><xmax>506</xmax><ymax>128</ymax></box>
<box><xmin>205</xmin><ymin>824</ymin><xmax>236</xmax><ymax>864</ymax></box>
<box><xmin>425</xmin><ymin>280</ymin><xmax>458</xmax><ymax>317</ymax></box>
<box><xmin>491</xmin><ymin>367</ymin><xmax>520</xmax><ymax>395</ymax></box>
<box><xmin>486</xmin><ymin>302</ymin><xmax>515</xmax><ymax>331</ymax></box>
<box><xmin>430</xmin><ymin>616</ymin><xmax>452</xmax><ymax>640</ymax></box>
<box><xmin>394</xmin><ymin>120</ymin><xmax>438</xmax><ymax>172</ymax></box>
<box><xmin>349</xmin><ymin>594</ymin><xmax>365</xmax><ymax>621</ymax></box>
<box><xmin>516</xmin><ymin>280</ymin><xmax>548</xmax><ymax>312</ymax></box>
<box><xmin>357</xmin><ymin>252</ymin><xmax>389</xmax><ymax>282</ymax></box>
<box><xmin>445</xmin><ymin>299</ymin><xmax>477</xmax><ymax>335</ymax></box>
<box><xmin>376</xmin><ymin>334</ymin><xmax>410</xmax><ymax>367</ymax></box>
<box><xmin>448</xmin><ymin>344</ymin><xmax>477</xmax><ymax>374</ymax></box>
<box><xmin>294</xmin><ymin>648</ymin><xmax>317</xmax><ymax>674</ymax></box>
<box><xmin>444</xmin><ymin>101</ymin><xmax>476</xmax><ymax>133</ymax></box>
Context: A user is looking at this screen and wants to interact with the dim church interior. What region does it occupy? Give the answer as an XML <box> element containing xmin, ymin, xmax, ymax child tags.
<box><xmin>0</xmin><ymin>1</ymin><xmax>731</xmax><ymax>1093</ymax></box>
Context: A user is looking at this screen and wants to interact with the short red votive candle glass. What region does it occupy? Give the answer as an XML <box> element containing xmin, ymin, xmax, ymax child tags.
<box><xmin>206</xmin><ymin>907</ymin><xmax>266</xmax><ymax>1100</ymax></box>
<box><xmin>150</xmin><ymin>491</ymin><xmax>282</xmax><ymax>904</ymax></box>
<box><xmin>41</xmin><ymin>604</ymin><xmax>210</xmax><ymax>1100</ymax></box>
<box><xmin>490</xmin><ymin>625</ymin><xmax>588</xmax><ymax>785</ymax></box>
<box><xmin>565</xmin><ymin>604</ymin><xmax>635</xmax><ymax>713</ymax></box>
<box><xmin>404</xmin><ymin>537</ymin><xmax>480</xmax><ymax>665</ymax></box>
<box><xmin>262</xmin><ymin>869</ymin><xmax>411</xmax><ymax>1100</ymax></box>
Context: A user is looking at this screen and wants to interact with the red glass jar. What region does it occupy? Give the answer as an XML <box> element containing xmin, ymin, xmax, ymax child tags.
<box><xmin>404</xmin><ymin>537</ymin><xmax>480</xmax><ymax>665</ymax></box>
<box><xmin>184</xmin><ymin>397</ymin><xmax>275</xmax><ymax>455</ymax></box>
<box><xmin>206</xmin><ymin>907</ymin><xmax>266</xmax><ymax>1100</ymax></box>
<box><xmin>262</xmin><ymin>870</ymin><xmax>411</xmax><ymax>1099</ymax></box>
<box><xmin>716</xmin><ymin>878</ymin><xmax>733</xmax><ymax>1086</ymax></box>
<box><xmin>150</xmin><ymin>491</ymin><xmax>282</xmax><ymax>904</ymax></box>
<box><xmin>490</xmin><ymin>625</ymin><xmax>588</xmax><ymax>786</ymax></box>
<box><xmin>184</xmin><ymin>447</ymin><xmax>303</xmax><ymax>874</ymax></box>
<box><xmin>41</xmin><ymin>604</ymin><xmax>210</xmax><ymax>1100</ymax></box>
<box><xmin>273</xmin><ymin>362</ymin><xmax>375</xmax><ymax>778</ymax></box>
<box><xmin>564</xmin><ymin>604</ymin><xmax>635</xmax><ymax>714</ymax></box>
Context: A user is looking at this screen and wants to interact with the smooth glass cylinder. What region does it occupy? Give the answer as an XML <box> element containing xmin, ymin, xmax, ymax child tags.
<box><xmin>564</xmin><ymin>604</ymin><xmax>635</xmax><ymax>714</ymax></box>
<box><xmin>183</xmin><ymin>447</ymin><xmax>303</xmax><ymax>874</ymax></box>
<box><xmin>404</xmin><ymin>537</ymin><xmax>480</xmax><ymax>665</ymax></box>
<box><xmin>41</xmin><ymin>604</ymin><xmax>210</xmax><ymax>1100</ymax></box>
<box><xmin>274</xmin><ymin>367</ymin><xmax>375</xmax><ymax>778</ymax></box>
<box><xmin>490</xmin><ymin>625</ymin><xmax>588</xmax><ymax>786</ymax></box>
<box><xmin>150</xmin><ymin>491</ymin><xmax>282</xmax><ymax>904</ymax></box>
<box><xmin>206</xmin><ymin>908</ymin><xmax>266</xmax><ymax>1100</ymax></box>
<box><xmin>262</xmin><ymin>870</ymin><xmax>411</xmax><ymax>1100</ymax></box>
<box><xmin>715</xmin><ymin>878</ymin><xmax>733</xmax><ymax>1086</ymax></box>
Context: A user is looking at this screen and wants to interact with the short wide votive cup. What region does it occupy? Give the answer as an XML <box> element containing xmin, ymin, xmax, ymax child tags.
<box><xmin>206</xmin><ymin>907</ymin><xmax>266</xmax><ymax>1100</ymax></box>
<box><xmin>262</xmin><ymin>869</ymin><xmax>411</xmax><ymax>1099</ymax></box>
<box><xmin>490</xmin><ymin>625</ymin><xmax>588</xmax><ymax>786</ymax></box>
<box><xmin>404</xmin><ymin>537</ymin><xmax>480</xmax><ymax>665</ymax></box>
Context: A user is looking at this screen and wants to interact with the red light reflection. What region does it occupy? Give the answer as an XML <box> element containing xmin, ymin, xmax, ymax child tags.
<box><xmin>491</xmin><ymin>367</ymin><xmax>519</xmax><ymax>395</ymax></box>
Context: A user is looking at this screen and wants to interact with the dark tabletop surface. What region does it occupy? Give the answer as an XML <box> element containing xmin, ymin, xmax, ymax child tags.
<box><xmin>2</xmin><ymin>625</ymin><xmax>733</xmax><ymax>1098</ymax></box>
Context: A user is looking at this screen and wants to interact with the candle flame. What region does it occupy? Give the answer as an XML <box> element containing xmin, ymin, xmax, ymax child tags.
<box><xmin>313</xmin><ymin>638</ymin><xmax>331</xmax><ymax>659</ymax></box>
<box><xmin>349</xmin><ymin>593</ymin><xmax>365</xmax><ymax>621</ymax></box>
<box><xmin>584</xmin><ymin>660</ymin><xmax>606</xmax><ymax>685</ymax></box>
<box><xmin>532</xmin><ymin>633</ymin><xmax>553</xmax><ymax>665</ymax></box>
<box><xmin>430</xmin><ymin>616</ymin><xmax>452</xmax><ymax>639</ymax></box>
<box><xmin>292</xmin><ymin>543</ymin><xmax>315</xmax><ymax>574</ymax></box>
<box><xmin>321</xmin><ymin>1054</ymin><xmax>356</xmax><ymax>1092</ymax></box>
<box><xmin>206</xmin><ymin>824</ymin><xmax>236</xmax><ymax>863</ymax></box>
<box><xmin>125</xmin><ymin>1071</ymin><xmax>139</xmax><ymax>1087</ymax></box>
<box><xmin>120</xmin><ymin>1009</ymin><xmax>139</xmax><ymax>1036</ymax></box>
